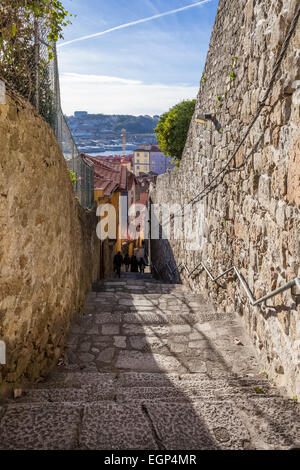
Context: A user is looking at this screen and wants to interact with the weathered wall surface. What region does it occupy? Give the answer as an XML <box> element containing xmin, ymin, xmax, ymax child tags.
<box><xmin>0</xmin><ymin>91</ymin><xmax>100</xmax><ymax>396</ymax></box>
<box><xmin>151</xmin><ymin>0</ymin><xmax>300</xmax><ymax>395</ymax></box>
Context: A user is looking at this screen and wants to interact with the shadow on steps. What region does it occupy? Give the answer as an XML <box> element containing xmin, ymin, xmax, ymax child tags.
<box><xmin>0</xmin><ymin>275</ymin><xmax>299</xmax><ymax>450</ymax></box>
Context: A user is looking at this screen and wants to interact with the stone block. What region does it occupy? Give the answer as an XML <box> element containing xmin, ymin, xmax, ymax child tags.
<box><xmin>0</xmin><ymin>404</ymin><xmax>81</xmax><ymax>450</ymax></box>
<box><xmin>80</xmin><ymin>403</ymin><xmax>157</xmax><ymax>450</ymax></box>
<box><xmin>113</xmin><ymin>336</ymin><xmax>127</xmax><ymax>348</ymax></box>
<box><xmin>97</xmin><ymin>348</ymin><xmax>115</xmax><ymax>363</ymax></box>
<box><xmin>115</xmin><ymin>351</ymin><xmax>183</xmax><ymax>372</ymax></box>
<box><xmin>102</xmin><ymin>324</ymin><xmax>120</xmax><ymax>335</ymax></box>
<box><xmin>257</xmin><ymin>175</ymin><xmax>271</xmax><ymax>208</ymax></box>
<box><xmin>144</xmin><ymin>401</ymin><xmax>250</xmax><ymax>449</ymax></box>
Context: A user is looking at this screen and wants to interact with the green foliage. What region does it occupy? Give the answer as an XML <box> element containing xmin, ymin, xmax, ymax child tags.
<box><xmin>259</xmin><ymin>371</ymin><xmax>268</xmax><ymax>376</ymax></box>
<box><xmin>254</xmin><ymin>387</ymin><xmax>264</xmax><ymax>394</ymax></box>
<box><xmin>155</xmin><ymin>100</ymin><xmax>196</xmax><ymax>162</ymax></box>
<box><xmin>201</xmin><ymin>76</ymin><xmax>206</xmax><ymax>83</ymax></box>
<box><xmin>230</xmin><ymin>71</ymin><xmax>236</xmax><ymax>81</ymax></box>
<box><xmin>0</xmin><ymin>1</ymin><xmax>71</xmax><ymax>125</ymax></box>
<box><xmin>292</xmin><ymin>396</ymin><xmax>298</xmax><ymax>402</ymax></box>
<box><xmin>0</xmin><ymin>1</ymin><xmax>72</xmax><ymax>60</ymax></box>
<box><xmin>39</xmin><ymin>58</ymin><xmax>56</xmax><ymax>124</ymax></box>
<box><xmin>68</xmin><ymin>169</ymin><xmax>77</xmax><ymax>184</ymax></box>
<box><xmin>11</xmin><ymin>24</ymin><xmax>17</xmax><ymax>37</ymax></box>
<box><xmin>232</xmin><ymin>56</ymin><xmax>238</xmax><ymax>64</ymax></box>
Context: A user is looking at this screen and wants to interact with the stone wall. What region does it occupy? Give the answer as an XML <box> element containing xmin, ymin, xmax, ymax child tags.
<box><xmin>0</xmin><ymin>90</ymin><xmax>100</xmax><ymax>396</ymax></box>
<box><xmin>150</xmin><ymin>0</ymin><xmax>300</xmax><ymax>396</ymax></box>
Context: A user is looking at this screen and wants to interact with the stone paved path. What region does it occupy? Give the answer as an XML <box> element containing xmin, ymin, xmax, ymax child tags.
<box><xmin>0</xmin><ymin>273</ymin><xmax>299</xmax><ymax>450</ymax></box>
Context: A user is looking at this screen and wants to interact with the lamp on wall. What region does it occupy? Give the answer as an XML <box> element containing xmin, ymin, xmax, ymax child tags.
<box><xmin>195</xmin><ymin>114</ymin><xmax>223</xmax><ymax>132</ymax></box>
<box><xmin>195</xmin><ymin>113</ymin><xmax>212</xmax><ymax>124</ymax></box>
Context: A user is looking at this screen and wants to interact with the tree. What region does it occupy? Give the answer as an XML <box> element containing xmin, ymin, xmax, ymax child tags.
<box><xmin>155</xmin><ymin>99</ymin><xmax>196</xmax><ymax>162</ymax></box>
<box><xmin>0</xmin><ymin>1</ymin><xmax>71</xmax><ymax>120</ymax></box>
<box><xmin>0</xmin><ymin>1</ymin><xmax>72</xmax><ymax>56</ymax></box>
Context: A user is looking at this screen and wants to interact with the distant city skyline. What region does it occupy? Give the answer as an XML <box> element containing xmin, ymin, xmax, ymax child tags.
<box><xmin>57</xmin><ymin>0</ymin><xmax>218</xmax><ymax>115</ymax></box>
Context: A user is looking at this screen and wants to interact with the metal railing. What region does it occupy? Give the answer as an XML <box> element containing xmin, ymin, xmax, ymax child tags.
<box><xmin>151</xmin><ymin>259</ymin><xmax>300</xmax><ymax>307</ymax></box>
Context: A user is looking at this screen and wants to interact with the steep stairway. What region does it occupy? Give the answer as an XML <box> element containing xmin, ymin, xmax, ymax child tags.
<box><xmin>0</xmin><ymin>273</ymin><xmax>299</xmax><ymax>450</ymax></box>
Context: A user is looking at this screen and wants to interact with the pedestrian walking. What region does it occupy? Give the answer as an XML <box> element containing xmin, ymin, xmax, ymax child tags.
<box><xmin>139</xmin><ymin>257</ymin><xmax>146</xmax><ymax>274</ymax></box>
<box><xmin>130</xmin><ymin>255</ymin><xmax>139</xmax><ymax>273</ymax></box>
<box><xmin>113</xmin><ymin>251</ymin><xmax>123</xmax><ymax>278</ymax></box>
<box><xmin>124</xmin><ymin>253</ymin><xmax>131</xmax><ymax>272</ymax></box>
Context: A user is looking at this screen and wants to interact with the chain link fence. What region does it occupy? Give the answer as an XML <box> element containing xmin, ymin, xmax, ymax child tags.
<box><xmin>0</xmin><ymin>6</ymin><xmax>94</xmax><ymax>209</ymax></box>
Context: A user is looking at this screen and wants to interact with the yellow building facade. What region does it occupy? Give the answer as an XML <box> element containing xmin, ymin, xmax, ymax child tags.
<box><xmin>133</xmin><ymin>149</ymin><xmax>150</xmax><ymax>175</ymax></box>
<box><xmin>94</xmin><ymin>188</ymin><xmax>122</xmax><ymax>254</ymax></box>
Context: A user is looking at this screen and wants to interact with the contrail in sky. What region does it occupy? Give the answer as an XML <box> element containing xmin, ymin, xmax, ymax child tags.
<box><xmin>58</xmin><ymin>0</ymin><xmax>212</xmax><ymax>47</ymax></box>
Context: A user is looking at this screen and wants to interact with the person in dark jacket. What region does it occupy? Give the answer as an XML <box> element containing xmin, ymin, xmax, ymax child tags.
<box><xmin>139</xmin><ymin>257</ymin><xmax>146</xmax><ymax>274</ymax></box>
<box><xmin>124</xmin><ymin>254</ymin><xmax>131</xmax><ymax>272</ymax></box>
<box><xmin>113</xmin><ymin>252</ymin><xmax>123</xmax><ymax>278</ymax></box>
<box><xmin>130</xmin><ymin>255</ymin><xmax>139</xmax><ymax>273</ymax></box>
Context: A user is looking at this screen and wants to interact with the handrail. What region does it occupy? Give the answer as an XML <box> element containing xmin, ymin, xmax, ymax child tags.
<box><xmin>166</xmin><ymin>262</ymin><xmax>176</xmax><ymax>278</ymax></box>
<box><xmin>172</xmin><ymin>262</ymin><xmax>190</xmax><ymax>276</ymax></box>
<box><xmin>172</xmin><ymin>260</ymin><xmax>300</xmax><ymax>306</ymax></box>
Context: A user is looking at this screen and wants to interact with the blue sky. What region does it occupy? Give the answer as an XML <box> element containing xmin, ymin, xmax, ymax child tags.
<box><xmin>57</xmin><ymin>0</ymin><xmax>219</xmax><ymax>115</ymax></box>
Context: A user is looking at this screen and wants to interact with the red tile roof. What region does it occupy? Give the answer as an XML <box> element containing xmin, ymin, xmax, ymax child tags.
<box><xmin>88</xmin><ymin>154</ymin><xmax>133</xmax><ymax>165</ymax></box>
<box><xmin>84</xmin><ymin>155</ymin><xmax>128</xmax><ymax>196</ymax></box>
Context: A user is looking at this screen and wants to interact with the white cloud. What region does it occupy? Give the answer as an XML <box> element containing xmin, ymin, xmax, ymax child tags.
<box><xmin>62</xmin><ymin>73</ymin><xmax>142</xmax><ymax>85</ymax></box>
<box><xmin>60</xmin><ymin>73</ymin><xmax>198</xmax><ymax>115</ymax></box>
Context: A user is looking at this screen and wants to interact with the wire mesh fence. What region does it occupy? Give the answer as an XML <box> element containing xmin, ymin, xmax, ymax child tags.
<box><xmin>0</xmin><ymin>5</ymin><xmax>94</xmax><ymax>209</ymax></box>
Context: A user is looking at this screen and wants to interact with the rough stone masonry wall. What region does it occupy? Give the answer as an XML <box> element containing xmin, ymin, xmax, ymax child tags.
<box><xmin>0</xmin><ymin>90</ymin><xmax>100</xmax><ymax>397</ymax></box>
<box><xmin>150</xmin><ymin>0</ymin><xmax>300</xmax><ymax>396</ymax></box>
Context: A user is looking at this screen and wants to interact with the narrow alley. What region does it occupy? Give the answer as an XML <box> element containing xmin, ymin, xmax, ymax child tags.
<box><xmin>1</xmin><ymin>0</ymin><xmax>300</xmax><ymax>456</ymax></box>
<box><xmin>0</xmin><ymin>272</ymin><xmax>299</xmax><ymax>450</ymax></box>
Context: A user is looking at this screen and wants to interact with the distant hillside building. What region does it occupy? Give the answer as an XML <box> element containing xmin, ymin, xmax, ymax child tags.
<box><xmin>74</xmin><ymin>111</ymin><xmax>88</xmax><ymax>118</ymax></box>
<box><xmin>133</xmin><ymin>145</ymin><xmax>174</xmax><ymax>176</ymax></box>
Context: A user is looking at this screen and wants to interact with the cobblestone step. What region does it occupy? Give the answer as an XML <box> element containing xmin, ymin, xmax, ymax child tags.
<box><xmin>79</xmin><ymin>312</ymin><xmax>236</xmax><ymax>328</ymax></box>
<box><xmin>0</xmin><ymin>274</ymin><xmax>299</xmax><ymax>450</ymax></box>
<box><xmin>28</xmin><ymin>370</ymin><xmax>270</xmax><ymax>389</ymax></box>
<box><xmin>6</xmin><ymin>380</ymin><xmax>277</xmax><ymax>404</ymax></box>
<box><xmin>0</xmin><ymin>397</ymin><xmax>299</xmax><ymax>450</ymax></box>
<box><xmin>5</xmin><ymin>369</ymin><xmax>281</xmax><ymax>404</ymax></box>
